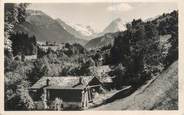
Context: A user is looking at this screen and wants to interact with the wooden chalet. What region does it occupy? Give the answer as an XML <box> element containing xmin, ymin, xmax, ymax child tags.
<box><xmin>29</xmin><ymin>76</ymin><xmax>102</xmax><ymax>110</ymax></box>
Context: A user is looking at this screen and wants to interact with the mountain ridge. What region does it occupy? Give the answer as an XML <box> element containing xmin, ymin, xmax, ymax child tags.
<box><xmin>85</xmin><ymin>18</ymin><xmax>126</xmax><ymax>49</ymax></box>
<box><xmin>56</xmin><ymin>18</ymin><xmax>97</xmax><ymax>41</ymax></box>
<box><xmin>102</xmin><ymin>18</ymin><xmax>126</xmax><ymax>34</ymax></box>
<box><xmin>15</xmin><ymin>10</ymin><xmax>87</xmax><ymax>45</ymax></box>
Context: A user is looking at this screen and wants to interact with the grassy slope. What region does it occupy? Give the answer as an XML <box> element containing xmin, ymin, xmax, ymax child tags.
<box><xmin>91</xmin><ymin>61</ymin><xmax>178</xmax><ymax>110</ymax></box>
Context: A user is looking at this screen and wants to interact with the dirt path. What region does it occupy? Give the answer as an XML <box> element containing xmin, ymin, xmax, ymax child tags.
<box><xmin>88</xmin><ymin>61</ymin><xmax>178</xmax><ymax>110</ymax></box>
<box><xmin>88</xmin><ymin>86</ymin><xmax>133</xmax><ymax>109</ymax></box>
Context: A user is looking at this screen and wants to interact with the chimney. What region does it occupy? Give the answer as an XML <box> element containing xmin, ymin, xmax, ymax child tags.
<box><xmin>79</xmin><ymin>77</ymin><xmax>82</xmax><ymax>84</ymax></box>
<box><xmin>72</xmin><ymin>77</ymin><xmax>83</xmax><ymax>88</ymax></box>
<box><xmin>46</xmin><ymin>79</ymin><xmax>50</xmax><ymax>86</ymax></box>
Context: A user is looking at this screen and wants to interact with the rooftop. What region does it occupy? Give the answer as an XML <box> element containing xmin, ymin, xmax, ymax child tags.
<box><xmin>30</xmin><ymin>76</ymin><xmax>96</xmax><ymax>89</ymax></box>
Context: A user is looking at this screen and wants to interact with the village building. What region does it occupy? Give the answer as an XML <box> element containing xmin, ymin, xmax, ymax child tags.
<box><xmin>13</xmin><ymin>44</ymin><xmax>38</xmax><ymax>61</ymax></box>
<box><xmin>38</xmin><ymin>42</ymin><xmax>65</xmax><ymax>52</ymax></box>
<box><xmin>96</xmin><ymin>65</ymin><xmax>114</xmax><ymax>90</ymax></box>
<box><xmin>13</xmin><ymin>54</ymin><xmax>37</xmax><ymax>61</ymax></box>
<box><xmin>29</xmin><ymin>76</ymin><xmax>103</xmax><ymax>110</ymax></box>
<box><xmin>24</xmin><ymin>54</ymin><xmax>37</xmax><ymax>61</ymax></box>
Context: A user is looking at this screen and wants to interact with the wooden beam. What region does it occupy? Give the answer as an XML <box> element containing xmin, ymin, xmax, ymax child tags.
<box><xmin>87</xmin><ymin>85</ymin><xmax>101</xmax><ymax>88</ymax></box>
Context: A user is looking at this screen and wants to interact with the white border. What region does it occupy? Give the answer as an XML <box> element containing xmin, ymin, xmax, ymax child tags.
<box><xmin>0</xmin><ymin>0</ymin><xmax>184</xmax><ymax>115</ymax></box>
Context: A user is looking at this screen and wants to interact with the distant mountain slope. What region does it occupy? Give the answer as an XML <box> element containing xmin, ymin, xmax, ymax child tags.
<box><xmin>85</xmin><ymin>18</ymin><xmax>126</xmax><ymax>49</ymax></box>
<box><xmin>102</xmin><ymin>18</ymin><xmax>126</xmax><ymax>34</ymax></box>
<box><xmin>85</xmin><ymin>33</ymin><xmax>118</xmax><ymax>49</ymax></box>
<box><xmin>15</xmin><ymin>10</ymin><xmax>87</xmax><ymax>45</ymax></box>
<box><xmin>91</xmin><ymin>61</ymin><xmax>178</xmax><ymax>110</ymax></box>
<box><xmin>85</xmin><ymin>10</ymin><xmax>177</xmax><ymax>49</ymax></box>
<box><xmin>56</xmin><ymin>18</ymin><xmax>96</xmax><ymax>41</ymax></box>
<box><xmin>70</xmin><ymin>24</ymin><xmax>96</xmax><ymax>36</ymax></box>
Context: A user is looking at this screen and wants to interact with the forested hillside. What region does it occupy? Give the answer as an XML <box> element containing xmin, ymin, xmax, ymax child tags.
<box><xmin>108</xmin><ymin>10</ymin><xmax>178</xmax><ymax>88</ymax></box>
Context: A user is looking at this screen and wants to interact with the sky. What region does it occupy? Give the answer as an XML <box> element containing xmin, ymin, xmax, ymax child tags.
<box><xmin>28</xmin><ymin>2</ymin><xmax>177</xmax><ymax>32</ymax></box>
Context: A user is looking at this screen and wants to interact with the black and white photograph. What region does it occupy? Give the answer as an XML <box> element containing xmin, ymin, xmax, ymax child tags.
<box><xmin>3</xmin><ymin>1</ymin><xmax>179</xmax><ymax>111</ymax></box>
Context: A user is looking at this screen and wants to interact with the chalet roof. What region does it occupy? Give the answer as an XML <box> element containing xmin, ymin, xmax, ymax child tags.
<box><xmin>100</xmin><ymin>77</ymin><xmax>113</xmax><ymax>83</ymax></box>
<box><xmin>30</xmin><ymin>76</ymin><xmax>97</xmax><ymax>89</ymax></box>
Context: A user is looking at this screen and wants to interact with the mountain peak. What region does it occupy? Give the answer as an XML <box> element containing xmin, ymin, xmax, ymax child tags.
<box><xmin>114</xmin><ymin>18</ymin><xmax>122</xmax><ymax>22</ymax></box>
<box><xmin>102</xmin><ymin>18</ymin><xmax>126</xmax><ymax>34</ymax></box>
<box><xmin>56</xmin><ymin>18</ymin><xmax>97</xmax><ymax>40</ymax></box>
<box><xmin>68</xmin><ymin>23</ymin><xmax>97</xmax><ymax>36</ymax></box>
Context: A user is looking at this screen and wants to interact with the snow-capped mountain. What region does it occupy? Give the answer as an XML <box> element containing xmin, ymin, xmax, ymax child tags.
<box><xmin>71</xmin><ymin>24</ymin><xmax>96</xmax><ymax>36</ymax></box>
<box><xmin>56</xmin><ymin>19</ymin><xmax>97</xmax><ymax>41</ymax></box>
<box><xmin>102</xmin><ymin>18</ymin><xmax>126</xmax><ymax>34</ymax></box>
<box><xmin>85</xmin><ymin>18</ymin><xmax>127</xmax><ymax>49</ymax></box>
<box><xmin>56</xmin><ymin>17</ymin><xmax>125</xmax><ymax>42</ymax></box>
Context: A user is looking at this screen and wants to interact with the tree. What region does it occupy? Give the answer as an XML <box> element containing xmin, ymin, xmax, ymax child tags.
<box><xmin>27</xmin><ymin>60</ymin><xmax>48</xmax><ymax>84</ymax></box>
<box><xmin>37</xmin><ymin>46</ymin><xmax>47</xmax><ymax>58</ymax></box>
<box><xmin>78</xmin><ymin>58</ymin><xmax>96</xmax><ymax>76</ymax></box>
<box><xmin>111</xmin><ymin>63</ymin><xmax>126</xmax><ymax>89</ymax></box>
<box><xmin>4</xmin><ymin>3</ymin><xmax>29</xmax><ymax>33</ymax></box>
<box><xmin>110</xmin><ymin>17</ymin><xmax>171</xmax><ymax>88</ymax></box>
<box><xmin>110</xmin><ymin>31</ymin><xmax>130</xmax><ymax>65</ymax></box>
<box><xmin>93</xmin><ymin>51</ymin><xmax>102</xmax><ymax>66</ymax></box>
<box><xmin>17</xmin><ymin>86</ymin><xmax>35</xmax><ymax>110</ymax></box>
<box><xmin>164</xmin><ymin>33</ymin><xmax>178</xmax><ymax>67</ymax></box>
<box><xmin>10</xmin><ymin>32</ymin><xmax>37</xmax><ymax>56</ymax></box>
<box><xmin>4</xmin><ymin>3</ymin><xmax>29</xmax><ymax>51</ymax></box>
<box><xmin>85</xmin><ymin>57</ymin><xmax>95</xmax><ymax>67</ymax></box>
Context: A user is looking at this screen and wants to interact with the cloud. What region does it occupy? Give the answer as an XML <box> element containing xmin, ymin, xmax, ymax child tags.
<box><xmin>107</xmin><ymin>3</ymin><xmax>133</xmax><ymax>12</ymax></box>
